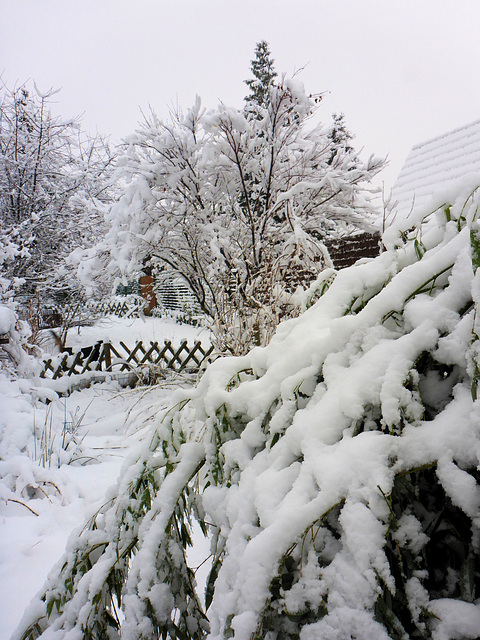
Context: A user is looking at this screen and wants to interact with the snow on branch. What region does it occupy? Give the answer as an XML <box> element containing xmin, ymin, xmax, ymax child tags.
<box><xmin>90</xmin><ymin>76</ymin><xmax>384</xmax><ymax>355</ymax></box>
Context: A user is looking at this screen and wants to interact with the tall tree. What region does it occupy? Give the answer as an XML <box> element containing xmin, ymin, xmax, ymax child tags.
<box><xmin>91</xmin><ymin>74</ymin><xmax>383</xmax><ymax>354</ymax></box>
<box><xmin>327</xmin><ymin>112</ymin><xmax>355</xmax><ymax>165</ymax></box>
<box><xmin>244</xmin><ymin>40</ymin><xmax>277</xmax><ymax>108</ymax></box>
<box><xmin>0</xmin><ymin>82</ymin><xmax>115</xmax><ymax>312</ymax></box>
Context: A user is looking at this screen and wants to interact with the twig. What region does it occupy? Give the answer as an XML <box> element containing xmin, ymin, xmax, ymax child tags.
<box><xmin>7</xmin><ymin>498</ymin><xmax>39</xmax><ymax>516</ymax></box>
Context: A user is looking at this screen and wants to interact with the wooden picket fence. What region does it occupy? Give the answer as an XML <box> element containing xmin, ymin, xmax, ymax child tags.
<box><xmin>40</xmin><ymin>339</ymin><xmax>215</xmax><ymax>380</ymax></box>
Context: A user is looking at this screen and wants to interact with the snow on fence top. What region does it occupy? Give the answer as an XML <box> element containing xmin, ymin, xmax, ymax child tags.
<box><xmin>40</xmin><ymin>339</ymin><xmax>215</xmax><ymax>380</ymax></box>
<box><xmin>390</xmin><ymin>118</ymin><xmax>480</xmax><ymax>219</ymax></box>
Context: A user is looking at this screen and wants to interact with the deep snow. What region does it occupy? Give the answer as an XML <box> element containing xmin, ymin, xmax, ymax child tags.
<box><xmin>0</xmin><ymin>316</ymin><xmax>210</xmax><ymax>639</ymax></box>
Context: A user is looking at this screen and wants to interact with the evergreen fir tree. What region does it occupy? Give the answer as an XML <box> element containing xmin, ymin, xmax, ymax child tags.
<box><xmin>244</xmin><ymin>40</ymin><xmax>277</xmax><ymax>107</ymax></box>
<box><xmin>327</xmin><ymin>112</ymin><xmax>355</xmax><ymax>165</ymax></box>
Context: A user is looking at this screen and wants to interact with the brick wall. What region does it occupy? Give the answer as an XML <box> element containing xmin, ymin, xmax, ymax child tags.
<box><xmin>324</xmin><ymin>232</ymin><xmax>382</xmax><ymax>270</ymax></box>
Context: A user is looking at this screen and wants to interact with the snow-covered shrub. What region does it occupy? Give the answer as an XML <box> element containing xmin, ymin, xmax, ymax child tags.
<box><xmin>0</xmin><ymin>303</ymin><xmax>39</xmax><ymax>375</ymax></box>
<box><xmin>0</xmin><ymin>184</ymin><xmax>37</xmax><ymax>374</ymax></box>
<box><xmin>14</xmin><ymin>177</ymin><xmax>480</xmax><ymax>639</ymax></box>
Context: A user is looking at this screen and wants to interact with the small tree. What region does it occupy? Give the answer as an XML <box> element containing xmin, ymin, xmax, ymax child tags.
<box><xmin>14</xmin><ymin>178</ymin><xmax>480</xmax><ymax>640</ymax></box>
<box><xmin>327</xmin><ymin>112</ymin><xmax>354</xmax><ymax>165</ymax></box>
<box><xmin>93</xmin><ymin>65</ymin><xmax>383</xmax><ymax>354</ymax></box>
<box><xmin>244</xmin><ymin>40</ymin><xmax>277</xmax><ymax>108</ymax></box>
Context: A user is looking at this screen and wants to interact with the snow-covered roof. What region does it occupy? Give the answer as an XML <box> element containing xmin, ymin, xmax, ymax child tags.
<box><xmin>390</xmin><ymin>119</ymin><xmax>480</xmax><ymax>219</ymax></box>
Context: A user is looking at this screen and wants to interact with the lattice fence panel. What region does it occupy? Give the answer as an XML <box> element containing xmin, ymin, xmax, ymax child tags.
<box><xmin>85</xmin><ymin>298</ymin><xmax>145</xmax><ymax>319</ymax></box>
<box><xmin>40</xmin><ymin>340</ymin><xmax>215</xmax><ymax>380</ymax></box>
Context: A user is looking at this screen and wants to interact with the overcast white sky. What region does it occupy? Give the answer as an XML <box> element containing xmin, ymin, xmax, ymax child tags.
<box><xmin>2</xmin><ymin>0</ymin><xmax>480</xmax><ymax>191</ymax></box>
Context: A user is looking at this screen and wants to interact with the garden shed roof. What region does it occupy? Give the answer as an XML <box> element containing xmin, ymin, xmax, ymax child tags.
<box><xmin>390</xmin><ymin>119</ymin><xmax>480</xmax><ymax>219</ymax></box>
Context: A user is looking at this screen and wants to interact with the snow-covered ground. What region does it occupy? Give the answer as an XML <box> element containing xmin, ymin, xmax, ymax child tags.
<box><xmin>63</xmin><ymin>315</ymin><xmax>211</xmax><ymax>350</ymax></box>
<box><xmin>0</xmin><ymin>316</ymin><xmax>210</xmax><ymax>639</ymax></box>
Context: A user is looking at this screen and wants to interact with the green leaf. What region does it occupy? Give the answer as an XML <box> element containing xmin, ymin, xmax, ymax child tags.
<box><xmin>270</xmin><ymin>432</ymin><xmax>280</xmax><ymax>448</ymax></box>
<box><xmin>205</xmin><ymin>559</ymin><xmax>221</xmax><ymax>610</ymax></box>
<box><xmin>45</xmin><ymin>599</ymin><xmax>54</xmax><ymax>618</ymax></box>
<box><xmin>471</xmin><ymin>229</ymin><xmax>480</xmax><ymax>273</ymax></box>
<box><xmin>414</xmin><ymin>237</ymin><xmax>426</xmax><ymax>260</ymax></box>
<box><xmin>140</xmin><ymin>487</ymin><xmax>151</xmax><ymax>510</ymax></box>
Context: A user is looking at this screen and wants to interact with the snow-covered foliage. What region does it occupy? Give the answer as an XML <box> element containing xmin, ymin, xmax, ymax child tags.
<box><xmin>0</xmin><ymin>81</ymin><xmax>115</xmax><ymax>312</ymax></box>
<box><xmin>88</xmin><ymin>73</ymin><xmax>383</xmax><ymax>355</ymax></box>
<box><xmin>0</xmin><ymin>306</ymin><xmax>39</xmax><ymax>375</ymax></box>
<box><xmin>13</xmin><ymin>177</ymin><xmax>480</xmax><ymax>638</ymax></box>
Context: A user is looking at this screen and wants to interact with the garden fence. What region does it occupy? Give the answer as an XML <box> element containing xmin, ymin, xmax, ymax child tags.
<box><xmin>85</xmin><ymin>299</ymin><xmax>145</xmax><ymax>319</ymax></box>
<box><xmin>41</xmin><ymin>339</ymin><xmax>215</xmax><ymax>380</ymax></box>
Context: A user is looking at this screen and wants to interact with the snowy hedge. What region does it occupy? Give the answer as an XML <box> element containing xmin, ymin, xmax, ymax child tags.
<box><xmin>14</xmin><ymin>178</ymin><xmax>480</xmax><ymax>639</ymax></box>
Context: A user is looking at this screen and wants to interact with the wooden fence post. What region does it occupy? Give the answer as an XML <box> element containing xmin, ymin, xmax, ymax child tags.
<box><xmin>103</xmin><ymin>342</ymin><xmax>112</xmax><ymax>371</ymax></box>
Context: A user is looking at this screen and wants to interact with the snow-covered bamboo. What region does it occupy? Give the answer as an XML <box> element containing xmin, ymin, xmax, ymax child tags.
<box><xmin>15</xmin><ymin>177</ymin><xmax>480</xmax><ymax>639</ymax></box>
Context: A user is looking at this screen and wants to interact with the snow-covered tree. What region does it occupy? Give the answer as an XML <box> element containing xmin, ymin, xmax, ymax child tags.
<box><xmin>94</xmin><ymin>73</ymin><xmax>383</xmax><ymax>354</ymax></box>
<box><xmin>327</xmin><ymin>112</ymin><xmax>355</xmax><ymax>166</ymax></box>
<box><xmin>14</xmin><ymin>177</ymin><xmax>480</xmax><ymax>639</ymax></box>
<box><xmin>0</xmin><ymin>82</ymin><xmax>115</xmax><ymax>313</ymax></box>
<box><xmin>244</xmin><ymin>40</ymin><xmax>277</xmax><ymax>108</ymax></box>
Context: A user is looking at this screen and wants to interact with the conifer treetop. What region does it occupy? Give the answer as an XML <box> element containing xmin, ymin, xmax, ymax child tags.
<box><xmin>244</xmin><ymin>40</ymin><xmax>278</xmax><ymax>107</ymax></box>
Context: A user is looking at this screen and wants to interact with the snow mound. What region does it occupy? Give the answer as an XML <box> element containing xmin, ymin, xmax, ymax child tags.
<box><xmin>0</xmin><ymin>304</ymin><xmax>15</xmax><ymax>334</ymax></box>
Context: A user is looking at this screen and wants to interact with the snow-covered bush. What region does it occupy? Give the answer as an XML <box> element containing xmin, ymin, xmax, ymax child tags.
<box><xmin>0</xmin><ymin>171</ymin><xmax>36</xmax><ymax>374</ymax></box>
<box><xmin>14</xmin><ymin>177</ymin><xmax>480</xmax><ymax>639</ymax></box>
<box><xmin>0</xmin><ymin>303</ymin><xmax>39</xmax><ymax>375</ymax></box>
